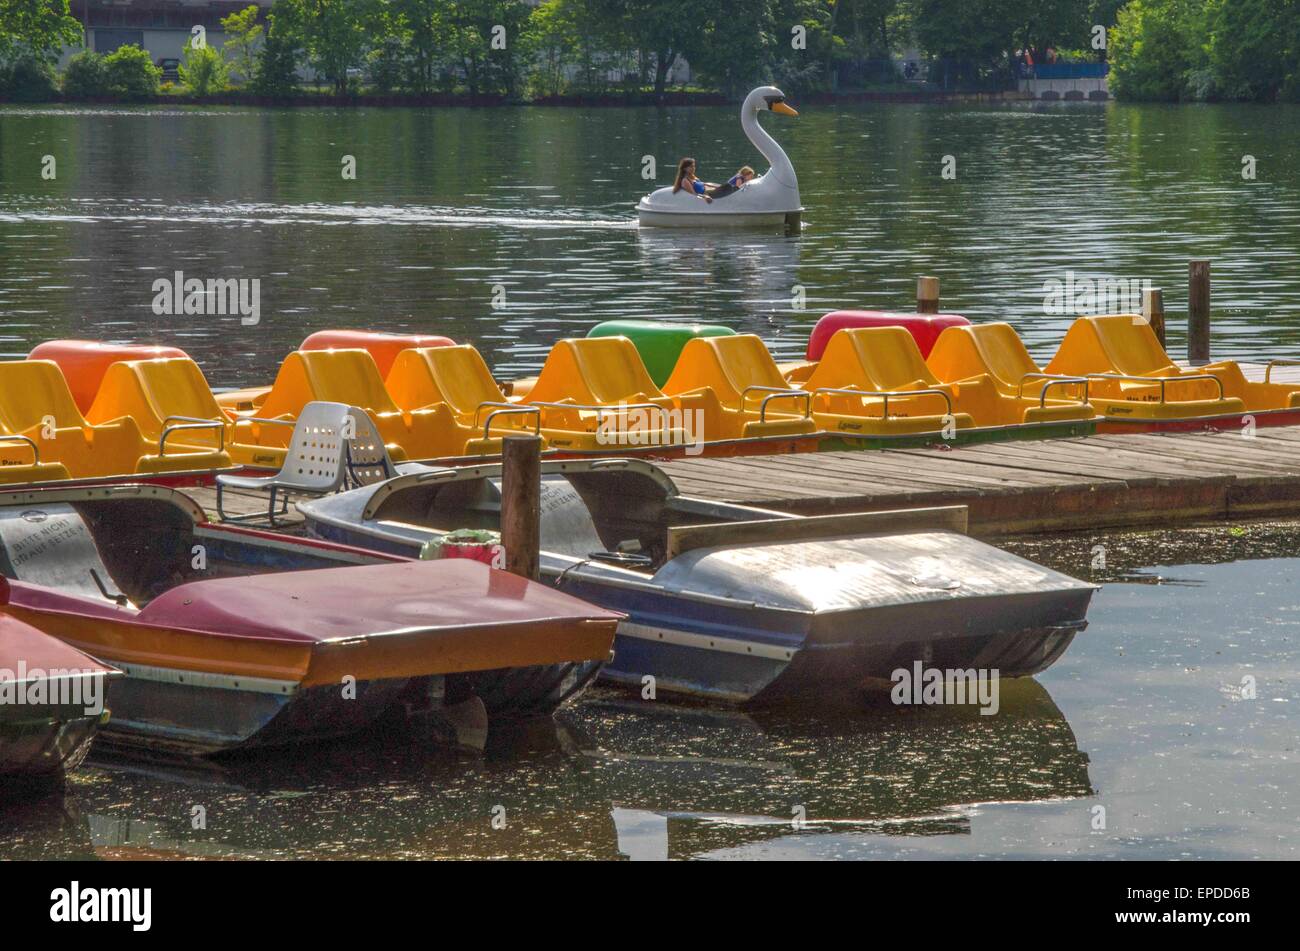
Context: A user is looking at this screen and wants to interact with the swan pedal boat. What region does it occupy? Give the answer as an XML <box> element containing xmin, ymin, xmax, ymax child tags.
<box><xmin>299</xmin><ymin>458</ymin><xmax>1096</xmax><ymax>705</ymax></box>
<box><xmin>637</xmin><ymin>86</ymin><xmax>803</xmax><ymax>228</ymax></box>
<box><xmin>0</xmin><ymin>484</ymin><xmax>620</xmax><ymax>755</ymax></box>
<box><xmin>0</xmin><ymin>603</ymin><xmax>118</xmax><ymax>786</ymax></box>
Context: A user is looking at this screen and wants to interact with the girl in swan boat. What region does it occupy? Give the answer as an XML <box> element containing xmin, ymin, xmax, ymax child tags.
<box><xmin>672</xmin><ymin>157</ymin><xmax>715</xmax><ymax>203</ymax></box>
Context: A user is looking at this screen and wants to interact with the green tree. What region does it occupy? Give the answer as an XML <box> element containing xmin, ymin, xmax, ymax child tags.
<box><xmin>1209</xmin><ymin>0</ymin><xmax>1299</xmax><ymax>101</ymax></box>
<box><xmin>1108</xmin><ymin>0</ymin><xmax>1214</xmax><ymax>101</ymax></box>
<box><xmin>273</xmin><ymin>0</ymin><xmax>379</xmax><ymax>94</ymax></box>
<box><xmin>220</xmin><ymin>5</ymin><xmax>264</xmax><ymax>84</ymax></box>
<box><xmin>252</xmin><ymin>15</ymin><xmax>301</xmax><ymax>95</ymax></box>
<box><xmin>0</xmin><ymin>0</ymin><xmax>82</xmax><ymax>65</ymax></box>
<box><xmin>61</xmin><ymin>49</ymin><xmax>107</xmax><ymax>97</ymax></box>
<box><xmin>103</xmin><ymin>44</ymin><xmax>161</xmax><ymax>99</ymax></box>
<box><xmin>179</xmin><ymin>39</ymin><xmax>231</xmax><ymax>95</ymax></box>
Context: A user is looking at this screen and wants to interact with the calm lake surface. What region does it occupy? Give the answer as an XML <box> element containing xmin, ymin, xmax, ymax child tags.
<box><xmin>2</xmin><ymin>102</ymin><xmax>1300</xmax><ymax>384</ymax></box>
<box><xmin>1</xmin><ymin>522</ymin><xmax>1296</xmax><ymax>860</ymax></box>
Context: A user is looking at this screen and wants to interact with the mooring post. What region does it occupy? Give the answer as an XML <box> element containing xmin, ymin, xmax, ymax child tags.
<box><xmin>500</xmin><ymin>435</ymin><xmax>541</xmax><ymax>580</ymax></box>
<box><xmin>1142</xmin><ymin>287</ymin><xmax>1166</xmax><ymax>348</ymax></box>
<box><xmin>917</xmin><ymin>276</ymin><xmax>940</xmax><ymax>314</ymax></box>
<box><xmin>1188</xmin><ymin>260</ymin><xmax>1211</xmax><ymax>364</ymax></box>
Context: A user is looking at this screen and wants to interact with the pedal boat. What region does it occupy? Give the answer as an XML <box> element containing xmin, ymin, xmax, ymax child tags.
<box><xmin>0</xmin><ymin>485</ymin><xmax>620</xmax><ymax>755</ymax></box>
<box><xmin>1045</xmin><ymin>314</ymin><xmax>1299</xmax><ymax>424</ymax></box>
<box><xmin>637</xmin><ymin>86</ymin><xmax>803</xmax><ymax>229</ymax></box>
<box><xmin>299</xmin><ymin>458</ymin><xmax>1096</xmax><ymax>705</ymax></box>
<box><xmin>0</xmin><ymin>597</ymin><xmax>118</xmax><ymax>785</ymax></box>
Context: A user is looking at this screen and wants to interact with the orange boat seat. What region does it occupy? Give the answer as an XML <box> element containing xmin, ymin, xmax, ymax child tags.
<box><xmin>239</xmin><ymin>349</ymin><xmax>478</xmax><ymax>461</ymax></box>
<box><xmin>0</xmin><ymin>360</ymin><xmax>229</xmax><ymax>479</ymax></box>
<box><xmin>1045</xmin><ymin>315</ymin><xmax>1252</xmax><ymax>419</ymax></box>
<box><xmin>661</xmin><ymin>335</ymin><xmax>818</xmax><ymax>438</ymax></box>
<box><xmin>29</xmin><ymin>340</ymin><xmax>189</xmax><ymax>414</ymax></box>
<box><xmin>925</xmin><ymin>323</ymin><xmax>1094</xmax><ymax>425</ymax></box>
<box><xmin>300</xmin><ymin>330</ymin><xmax>455</xmax><ymax>377</ymax></box>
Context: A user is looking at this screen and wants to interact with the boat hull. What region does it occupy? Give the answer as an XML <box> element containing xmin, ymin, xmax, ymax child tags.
<box><xmin>636</xmin><ymin>207</ymin><xmax>797</xmax><ymax>228</ymax></box>
<box><xmin>0</xmin><ymin>707</ymin><xmax>104</xmax><ymax>784</ymax></box>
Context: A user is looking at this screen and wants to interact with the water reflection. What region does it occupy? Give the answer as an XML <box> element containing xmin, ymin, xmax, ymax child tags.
<box><xmin>0</xmin><ymin>679</ymin><xmax>1088</xmax><ymax>861</ymax></box>
<box><xmin>3</xmin><ymin>102</ymin><xmax>1300</xmax><ymax>382</ymax></box>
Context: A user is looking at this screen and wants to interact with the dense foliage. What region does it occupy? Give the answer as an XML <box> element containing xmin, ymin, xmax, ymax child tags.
<box><xmin>3</xmin><ymin>0</ymin><xmax>1298</xmax><ymax>102</ymax></box>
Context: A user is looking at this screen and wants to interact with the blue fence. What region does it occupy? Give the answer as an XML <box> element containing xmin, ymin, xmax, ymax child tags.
<box><xmin>1027</xmin><ymin>63</ymin><xmax>1110</xmax><ymax>80</ymax></box>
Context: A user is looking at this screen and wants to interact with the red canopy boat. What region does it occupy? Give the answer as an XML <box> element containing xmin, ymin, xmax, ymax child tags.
<box><xmin>0</xmin><ymin>581</ymin><xmax>118</xmax><ymax>785</ymax></box>
<box><xmin>0</xmin><ymin>485</ymin><xmax>620</xmax><ymax>755</ymax></box>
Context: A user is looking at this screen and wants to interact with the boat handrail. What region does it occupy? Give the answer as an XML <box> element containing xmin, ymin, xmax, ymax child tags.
<box><xmin>1085</xmin><ymin>372</ymin><xmax>1225</xmax><ymax>402</ymax></box>
<box><xmin>0</xmin><ymin>434</ymin><xmax>40</xmax><ymax>466</ymax></box>
<box><xmin>471</xmin><ymin>402</ymin><xmax>542</xmax><ymax>438</ymax></box>
<box><xmin>1015</xmin><ymin>373</ymin><xmax>1091</xmax><ymax>407</ymax></box>
<box><xmin>739</xmin><ymin>385</ymin><xmax>813</xmax><ymax>421</ymax></box>
<box><xmin>1263</xmin><ymin>359</ymin><xmax>1300</xmax><ymax>384</ymax></box>
<box><xmin>811</xmin><ymin>386</ymin><xmax>954</xmax><ymax>420</ymax></box>
<box><xmin>159</xmin><ymin>416</ymin><xmax>227</xmax><ymax>455</ymax></box>
<box><xmin>529</xmin><ymin>400</ymin><xmax>672</xmax><ymax>427</ymax></box>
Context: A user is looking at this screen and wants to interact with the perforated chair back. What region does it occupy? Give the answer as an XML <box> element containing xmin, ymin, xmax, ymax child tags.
<box><xmin>342</xmin><ymin>406</ymin><xmax>400</xmax><ymax>488</ymax></box>
<box><xmin>279</xmin><ymin>401</ymin><xmax>351</xmax><ymax>493</ymax></box>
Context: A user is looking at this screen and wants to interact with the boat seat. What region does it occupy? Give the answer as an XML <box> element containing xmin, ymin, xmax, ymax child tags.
<box><xmin>662</xmin><ymin>335</ymin><xmax>817</xmax><ymax>438</ymax></box>
<box><xmin>587</xmin><ymin>319</ymin><xmax>735</xmax><ymax>387</ymax></box>
<box><xmin>300</xmin><ymin>330</ymin><xmax>455</xmax><ymax>377</ymax></box>
<box><xmin>926</xmin><ymin>323</ymin><xmax>1094</xmax><ymax>425</ymax></box>
<box><xmin>29</xmin><ymin>340</ymin><xmax>189</xmax><ymax>414</ymax></box>
<box><xmin>1045</xmin><ymin>315</ymin><xmax>1253</xmax><ymax>418</ymax></box>
<box><xmin>0</xmin><ymin>361</ymin><xmax>229</xmax><ymax>480</ymax></box>
<box><xmin>0</xmin><ymin>503</ymin><xmax>133</xmax><ymax>605</ymax></box>
<box><xmin>217</xmin><ymin>401</ymin><xmax>353</xmax><ymax>525</ymax></box>
<box><xmin>385</xmin><ymin>346</ymin><xmax>548</xmax><ymax>454</ymax></box>
<box><xmin>87</xmin><ymin>357</ymin><xmax>260</xmax><ymax>466</ymax></box>
<box><xmin>800</xmin><ymin>327</ymin><xmax>976</xmax><ymax>435</ymax></box>
<box><xmin>806</xmin><ymin>311</ymin><xmax>972</xmax><ymax>362</ymax></box>
<box><xmin>239</xmin><ymin>349</ymin><xmax>472</xmax><ymax>461</ymax></box>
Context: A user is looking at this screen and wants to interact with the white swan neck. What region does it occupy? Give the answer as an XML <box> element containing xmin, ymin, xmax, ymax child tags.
<box><xmin>742</xmin><ymin>103</ymin><xmax>797</xmax><ymax>190</ymax></box>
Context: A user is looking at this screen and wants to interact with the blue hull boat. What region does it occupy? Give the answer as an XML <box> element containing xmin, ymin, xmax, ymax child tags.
<box><xmin>298</xmin><ymin>459</ymin><xmax>1095</xmax><ymax>705</ymax></box>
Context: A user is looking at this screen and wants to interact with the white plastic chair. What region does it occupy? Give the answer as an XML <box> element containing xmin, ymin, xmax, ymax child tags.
<box><xmin>340</xmin><ymin>407</ymin><xmax>436</xmax><ymax>488</ymax></box>
<box><xmin>216</xmin><ymin>401</ymin><xmax>352</xmax><ymax>525</ymax></box>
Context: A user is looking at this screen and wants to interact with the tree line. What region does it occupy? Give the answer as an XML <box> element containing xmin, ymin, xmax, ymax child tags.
<box><xmin>0</xmin><ymin>0</ymin><xmax>1295</xmax><ymax>103</ymax></box>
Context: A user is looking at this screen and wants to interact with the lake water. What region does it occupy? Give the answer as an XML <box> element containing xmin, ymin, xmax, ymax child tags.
<box><xmin>2</xmin><ymin>101</ymin><xmax>1300</xmax><ymax>387</ymax></box>
<box><xmin>2</xmin><ymin>522</ymin><xmax>1296</xmax><ymax>860</ymax></box>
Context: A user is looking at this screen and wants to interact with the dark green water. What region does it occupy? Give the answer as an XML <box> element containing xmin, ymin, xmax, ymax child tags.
<box><xmin>2</xmin><ymin>102</ymin><xmax>1300</xmax><ymax>386</ymax></box>
<box><xmin>1</xmin><ymin>523</ymin><xmax>1296</xmax><ymax>860</ymax></box>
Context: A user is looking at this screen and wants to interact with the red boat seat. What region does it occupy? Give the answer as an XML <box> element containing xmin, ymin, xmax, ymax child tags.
<box><xmin>806</xmin><ymin>311</ymin><xmax>972</xmax><ymax>361</ymax></box>
<box><xmin>300</xmin><ymin>331</ymin><xmax>455</xmax><ymax>378</ymax></box>
<box><xmin>28</xmin><ymin>340</ymin><xmax>190</xmax><ymax>414</ymax></box>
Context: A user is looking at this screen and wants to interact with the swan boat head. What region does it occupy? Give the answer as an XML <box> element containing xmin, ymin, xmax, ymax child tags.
<box><xmin>636</xmin><ymin>85</ymin><xmax>803</xmax><ymax>229</ymax></box>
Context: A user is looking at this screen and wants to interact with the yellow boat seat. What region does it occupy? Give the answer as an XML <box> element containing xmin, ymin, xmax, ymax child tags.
<box><xmin>800</xmin><ymin>327</ymin><xmax>976</xmax><ymax>435</ymax></box>
<box><xmin>385</xmin><ymin>346</ymin><xmax>549</xmax><ymax>455</ymax></box>
<box><xmin>661</xmin><ymin>335</ymin><xmax>819</xmax><ymax>438</ymax></box>
<box><xmin>0</xmin><ymin>360</ymin><xmax>229</xmax><ymax>479</ymax></box>
<box><xmin>239</xmin><ymin>349</ymin><xmax>474</xmax><ymax>461</ymax></box>
<box><xmin>519</xmin><ymin>337</ymin><xmax>695</xmax><ymax>449</ymax></box>
<box><xmin>1045</xmin><ymin>315</ymin><xmax>1252</xmax><ymax>419</ymax></box>
<box><xmin>87</xmin><ymin>358</ymin><xmax>283</xmax><ymax>469</ymax></box>
<box><xmin>925</xmin><ymin>323</ymin><xmax>1094</xmax><ymax>425</ymax></box>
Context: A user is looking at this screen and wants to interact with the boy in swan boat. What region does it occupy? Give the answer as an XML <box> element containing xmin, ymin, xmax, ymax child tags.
<box><xmin>707</xmin><ymin>165</ymin><xmax>755</xmax><ymax>199</ymax></box>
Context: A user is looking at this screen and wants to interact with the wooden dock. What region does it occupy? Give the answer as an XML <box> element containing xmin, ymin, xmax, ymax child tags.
<box><xmin>654</xmin><ymin>426</ymin><xmax>1300</xmax><ymax>536</ymax></box>
<box><xmin>185</xmin><ymin>419</ymin><xmax>1300</xmax><ymax>539</ymax></box>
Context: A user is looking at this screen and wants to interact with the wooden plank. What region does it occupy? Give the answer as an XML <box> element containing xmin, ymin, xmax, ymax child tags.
<box><xmin>665</xmin><ymin>506</ymin><xmax>969</xmax><ymax>559</ymax></box>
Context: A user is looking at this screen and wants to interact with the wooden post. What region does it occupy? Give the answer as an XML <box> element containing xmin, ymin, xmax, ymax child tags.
<box><xmin>917</xmin><ymin>276</ymin><xmax>940</xmax><ymax>314</ymax></box>
<box><xmin>1188</xmin><ymin>260</ymin><xmax>1211</xmax><ymax>364</ymax></box>
<box><xmin>1142</xmin><ymin>287</ymin><xmax>1166</xmax><ymax>348</ymax></box>
<box><xmin>500</xmin><ymin>435</ymin><xmax>541</xmax><ymax>580</ymax></box>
